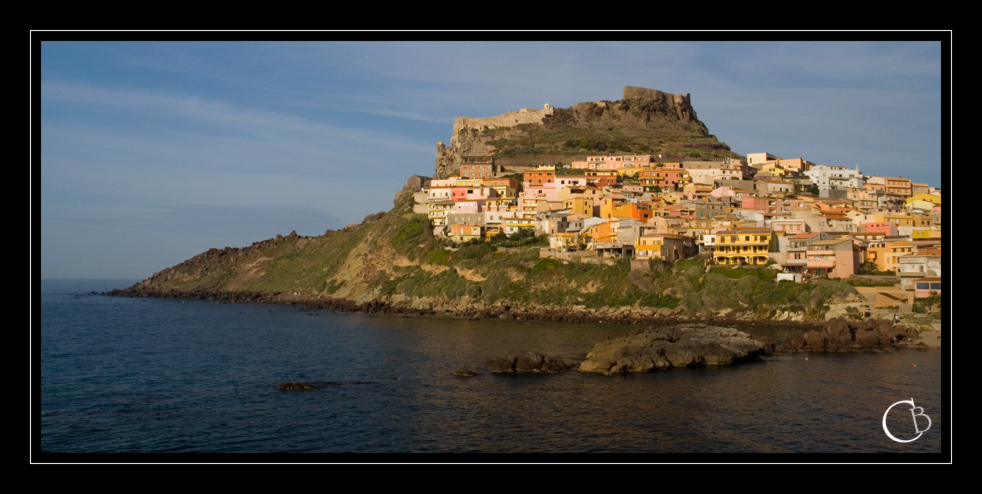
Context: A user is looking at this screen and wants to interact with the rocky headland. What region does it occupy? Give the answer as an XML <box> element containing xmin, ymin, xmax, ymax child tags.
<box><xmin>106</xmin><ymin>85</ymin><xmax>941</xmax><ymax>356</ymax></box>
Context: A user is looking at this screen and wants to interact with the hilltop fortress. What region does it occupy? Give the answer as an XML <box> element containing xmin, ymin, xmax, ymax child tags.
<box><xmin>454</xmin><ymin>103</ymin><xmax>555</xmax><ymax>131</ymax></box>
<box><xmin>435</xmin><ymin>104</ymin><xmax>555</xmax><ymax>179</ymax></box>
<box><xmin>434</xmin><ymin>86</ymin><xmax>706</xmax><ymax>179</ymax></box>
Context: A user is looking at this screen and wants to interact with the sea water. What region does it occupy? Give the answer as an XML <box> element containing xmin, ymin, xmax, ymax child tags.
<box><xmin>37</xmin><ymin>279</ymin><xmax>946</xmax><ymax>458</ymax></box>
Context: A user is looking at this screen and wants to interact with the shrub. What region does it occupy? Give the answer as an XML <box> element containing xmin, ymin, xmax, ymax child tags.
<box><xmin>912</xmin><ymin>292</ymin><xmax>942</xmax><ymax>313</ymax></box>
<box><xmin>391</xmin><ymin>214</ymin><xmax>428</xmax><ymax>249</ymax></box>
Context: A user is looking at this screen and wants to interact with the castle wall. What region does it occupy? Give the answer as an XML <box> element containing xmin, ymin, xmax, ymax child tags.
<box><xmin>453</xmin><ymin>104</ymin><xmax>554</xmax><ymax>131</ymax></box>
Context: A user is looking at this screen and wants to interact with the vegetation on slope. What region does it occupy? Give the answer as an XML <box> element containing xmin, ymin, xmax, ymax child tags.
<box><xmin>132</xmin><ymin>195</ymin><xmax>859</xmax><ymax>320</ymax></box>
<box><xmin>478</xmin><ymin>102</ymin><xmax>740</xmax><ymax>165</ymax></box>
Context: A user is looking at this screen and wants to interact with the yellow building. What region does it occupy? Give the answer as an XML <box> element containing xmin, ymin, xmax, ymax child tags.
<box><xmin>712</xmin><ymin>228</ymin><xmax>775</xmax><ymax>266</ymax></box>
<box><xmin>911</xmin><ymin>229</ymin><xmax>942</xmax><ymax>240</ymax></box>
<box><xmin>427</xmin><ymin>200</ymin><xmax>454</xmax><ymax>226</ymax></box>
<box><xmin>449</xmin><ymin>224</ymin><xmax>482</xmax><ymax>243</ymax></box>
<box><xmin>760</xmin><ymin>163</ymin><xmax>789</xmax><ymax>176</ymax></box>
<box><xmin>905</xmin><ymin>193</ymin><xmax>942</xmax><ymax>207</ymax></box>
<box><xmin>868</xmin><ymin>212</ymin><xmax>932</xmax><ymax>230</ymax></box>
<box><xmin>635</xmin><ymin>234</ymin><xmax>663</xmax><ymax>258</ymax></box>
<box><xmin>557</xmin><ymin>185</ymin><xmax>603</xmax><ymax>205</ymax></box>
<box><xmin>455</xmin><ymin>178</ymin><xmax>485</xmax><ymax>188</ymax></box>
<box><xmin>563</xmin><ymin>197</ymin><xmax>593</xmax><ymax>217</ymax></box>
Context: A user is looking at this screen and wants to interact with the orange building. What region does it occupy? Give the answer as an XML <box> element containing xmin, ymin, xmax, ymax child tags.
<box><xmin>866</xmin><ymin>239</ymin><xmax>915</xmax><ymax>273</ymax></box>
<box><xmin>524</xmin><ymin>167</ymin><xmax>556</xmax><ymax>186</ymax></box>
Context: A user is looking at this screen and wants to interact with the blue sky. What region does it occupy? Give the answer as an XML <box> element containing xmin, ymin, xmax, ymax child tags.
<box><xmin>37</xmin><ymin>38</ymin><xmax>946</xmax><ymax>279</ymax></box>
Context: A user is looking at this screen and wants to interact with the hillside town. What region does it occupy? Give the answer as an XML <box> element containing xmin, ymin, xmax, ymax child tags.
<box><xmin>411</xmin><ymin>150</ymin><xmax>943</xmax><ymax>307</ymax></box>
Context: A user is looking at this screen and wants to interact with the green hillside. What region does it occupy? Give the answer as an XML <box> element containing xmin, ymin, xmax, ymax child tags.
<box><xmin>118</xmin><ymin>194</ymin><xmax>860</xmax><ymax>321</ymax></box>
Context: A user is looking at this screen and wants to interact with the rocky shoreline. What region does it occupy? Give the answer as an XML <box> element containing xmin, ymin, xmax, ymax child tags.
<box><xmin>106</xmin><ymin>285</ymin><xmax>936</xmax><ymax>352</ymax></box>
<box><xmin>106</xmin><ymin>285</ymin><xmax>815</xmax><ymax>328</ymax></box>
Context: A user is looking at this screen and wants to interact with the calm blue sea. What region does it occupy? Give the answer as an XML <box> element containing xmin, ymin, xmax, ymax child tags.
<box><xmin>37</xmin><ymin>279</ymin><xmax>948</xmax><ymax>460</ymax></box>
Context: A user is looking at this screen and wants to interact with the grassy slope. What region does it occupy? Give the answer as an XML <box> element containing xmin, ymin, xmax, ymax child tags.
<box><xmin>137</xmin><ymin>194</ymin><xmax>862</xmax><ymax>320</ymax></box>
<box><xmin>482</xmin><ymin>103</ymin><xmax>741</xmax><ymax>164</ymax></box>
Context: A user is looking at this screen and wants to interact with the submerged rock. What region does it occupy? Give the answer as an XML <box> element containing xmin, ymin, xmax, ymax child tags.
<box><xmin>276</xmin><ymin>381</ymin><xmax>342</xmax><ymax>390</ymax></box>
<box><xmin>578</xmin><ymin>324</ymin><xmax>767</xmax><ymax>374</ymax></box>
<box><xmin>488</xmin><ymin>350</ymin><xmax>573</xmax><ymax>374</ymax></box>
<box><xmin>454</xmin><ymin>367</ymin><xmax>478</xmax><ymax>377</ymax></box>
<box><xmin>277</xmin><ymin>382</ymin><xmax>317</xmax><ymax>391</ymax></box>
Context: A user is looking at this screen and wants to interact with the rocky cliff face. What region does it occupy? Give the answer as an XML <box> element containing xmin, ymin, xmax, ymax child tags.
<box><xmin>434</xmin><ymin>86</ymin><xmax>730</xmax><ymax>178</ymax></box>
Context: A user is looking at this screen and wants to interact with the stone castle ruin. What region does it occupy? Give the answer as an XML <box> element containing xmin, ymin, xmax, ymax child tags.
<box><xmin>435</xmin><ymin>104</ymin><xmax>554</xmax><ymax>179</ymax></box>
<box><xmin>434</xmin><ymin>87</ymin><xmax>702</xmax><ymax>179</ymax></box>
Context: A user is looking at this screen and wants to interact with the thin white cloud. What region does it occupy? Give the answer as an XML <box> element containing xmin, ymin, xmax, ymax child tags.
<box><xmin>42</xmin><ymin>81</ymin><xmax>411</xmax><ymax>145</ymax></box>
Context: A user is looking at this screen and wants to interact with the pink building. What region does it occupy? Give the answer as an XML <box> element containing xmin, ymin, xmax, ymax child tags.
<box><xmin>913</xmin><ymin>277</ymin><xmax>943</xmax><ymax>298</ymax></box>
<box><xmin>742</xmin><ymin>196</ymin><xmax>769</xmax><ymax>212</ymax></box>
<box><xmin>451</xmin><ymin>186</ymin><xmax>496</xmax><ymax>202</ymax></box>
<box><xmin>555</xmin><ymin>177</ymin><xmax>590</xmax><ymax>188</ymax></box>
<box><xmin>806</xmin><ymin>238</ymin><xmax>859</xmax><ymax>279</ymax></box>
<box><xmin>454</xmin><ymin>200</ymin><xmax>483</xmax><ymax>214</ymax></box>
<box><xmin>710</xmin><ymin>186</ymin><xmax>737</xmax><ymax>199</ymax></box>
<box><xmin>861</xmin><ymin>222</ymin><xmax>898</xmax><ymax>236</ymax></box>
<box><xmin>639</xmin><ymin>168</ymin><xmax>689</xmax><ymax>189</ymax></box>
<box><xmin>524</xmin><ymin>184</ymin><xmax>559</xmax><ymax>202</ymax></box>
<box><xmin>571</xmin><ymin>154</ymin><xmax>653</xmax><ymax>170</ymax></box>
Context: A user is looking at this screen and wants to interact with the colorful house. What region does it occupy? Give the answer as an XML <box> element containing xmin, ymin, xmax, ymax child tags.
<box><xmin>524</xmin><ymin>166</ymin><xmax>556</xmax><ymax>187</ymax></box>
<box><xmin>639</xmin><ymin>167</ymin><xmax>690</xmax><ymax>190</ymax></box>
<box><xmin>712</xmin><ymin>228</ymin><xmax>776</xmax><ymax>266</ymax></box>
<box><xmin>449</xmin><ymin>223</ymin><xmax>482</xmax><ymax>243</ymax></box>
<box><xmin>635</xmin><ymin>233</ymin><xmax>696</xmax><ymax>262</ymax></box>
<box><xmin>861</xmin><ymin>222</ymin><xmax>898</xmax><ymax>237</ymax></box>
<box><xmin>782</xmin><ymin>232</ymin><xmax>834</xmax><ymax>272</ymax></box>
<box><xmin>805</xmin><ymin>238</ymin><xmax>859</xmax><ymax>279</ymax></box>
<box><xmin>913</xmin><ymin>277</ymin><xmax>943</xmax><ymax>299</ymax></box>
<box><xmin>866</xmin><ymin>239</ymin><xmax>915</xmax><ymax>273</ymax></box>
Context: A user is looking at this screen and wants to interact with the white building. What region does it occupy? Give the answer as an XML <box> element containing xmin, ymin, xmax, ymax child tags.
<box><xmin>803</xmin><ymin>164</ymin><xmax>865</xmax><ymax>191</ymax></box>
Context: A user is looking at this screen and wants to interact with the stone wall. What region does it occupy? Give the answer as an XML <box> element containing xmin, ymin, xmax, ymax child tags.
<box><xmin>454</xmin><ymin>104</ymin><xmax>554</xmax><ymax>132</ymax></box>
<box><xmin>403</xmin><ymin>174</ymin><xmax>432</xmax><ymax>191</ymax></box>
<box><xmin>394</xmin><ymin>174</ymin><xmax>432</xmax><ymax>206</ymax></box>
<box><xmin>435</xmin><ymin>105</ymin><xmax>555</xmax><ymax>179</ymax></box>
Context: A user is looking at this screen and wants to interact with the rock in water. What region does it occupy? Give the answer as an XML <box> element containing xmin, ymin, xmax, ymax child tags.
<box><xmin>578</xmin><ymin>324</ymin><xmax>766</xmax><ymax>374</ymax></box>
<box><xmin>277</xmin><ymin>382</ymin><xmax>317</xmax><ymax>391</ymax></box>
<box><xmin>454</xmin><ymin>367</ymin><xmax>478</xmax><ymax>377</ymax></box>
<box><xmin>488</xmin><ymin>350</ymin><xmax>573</xmax><ymax>373</ymax></box>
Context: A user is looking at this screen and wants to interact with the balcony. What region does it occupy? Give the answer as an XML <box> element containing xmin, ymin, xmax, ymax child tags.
<box><xmin>711</xmin><ymin>255</ymin><xmax>769</xmax><ymax>266</ymax></box>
